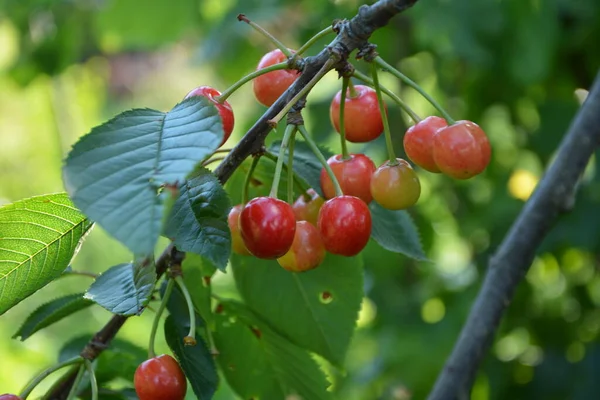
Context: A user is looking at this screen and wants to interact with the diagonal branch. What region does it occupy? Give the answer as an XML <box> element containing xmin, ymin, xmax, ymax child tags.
<box><xmin>428</xmin><ymin>71</ymin><xmax>600</xmax><ymax>400</ymax></box>
<box><xmin>45</xmin><ymin>1</ymin><xmax>419</xmax><ymax>398</ymax></box>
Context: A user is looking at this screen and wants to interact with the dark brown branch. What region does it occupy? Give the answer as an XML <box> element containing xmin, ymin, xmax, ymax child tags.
<box><xmin>46</xmin><ymin>1</ymin><xmax>419</xmax><ymax>398</ymax></box>
<box><xmin>428</xmin><ymin>71</ymin><xmax>600</xmax><ymax>400</ymax></box>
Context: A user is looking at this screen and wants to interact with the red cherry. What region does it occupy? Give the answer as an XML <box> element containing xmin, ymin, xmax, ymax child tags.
<box><xmin>292</xmin><ymin>189</ymin><xmax>325</xmax><ymax>226</ymax></box>
<box><xmin>403</xmin><ymin>116</ymin><xmax>448</xmax><ymax>173</ymax></box>
<box><xmin>253</xmin><ymin>49</ymin><xmax>298</xmax><ymax>107</ymax></box>
<box><xmin>320</xmin><ymin>154</ymin><xmax>376</xmax><ymax>204</ymax></box>
<box><xmin>184</xmin><ymin>86</ymin><xmax>235</xmax><ymax>146</ymax></box>
<box><xmin>228</xmin><ymin>205</ymin><xmax>251</xmax><ymax>256</ymax></box>
<box><xmin>433</xmin><ymin>120</ymin><xmax>491</xmax><ymax>179</ymax></box>
<box><xmin>317</xmin><ymin>196</ymin><xmax>371</xmax><ymax>257</ymax></box>
<box><xmin>134</xmin><ymin>354</ymin><xmax>187</xmax><ymax>400</ymax></box>
<box><xmin>330</xmin><ymin>85</ymin><xmax>386</xmax><ymax>143</ymax></box>
<box><xmin>277</xmin><ymin>221</ymin><xmax>326</xmax><ymax>272</ymax></box>
<box><xmin>239</xmin><ymin>197</ymin><xmax>296</xmax><ymax>259</ymax></box>
<box><xmin>0</xmin><ymin>395</ymin><xmax>22</xmax><ymax>400</ymax></box>
<box><xmin>370</xmin><ymin>159</ymin><xmax>421</xmax><ymax>210</ymax></box>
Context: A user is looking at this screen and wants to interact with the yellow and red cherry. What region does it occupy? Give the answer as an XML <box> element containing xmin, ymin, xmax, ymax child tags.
<box><xmin>228</xmin><ymin>205</ymin><xmax>251</xmax><ymax>256</ymax></box>
<box><xmin>277</xmin><ymin>221</ymin><xmax>326</xmax><ymax>272</ymax></box>
<box><xmin>320</xmin><ymin>154</ymin><xmax>376</xmax><ymax>204</ymax></box>
<box><xmin>184</xmin><ymin>86</ymin><xmax>234</xmax><ymax>145</ymax></box>
<box><xmin>330</xmin><ymin>85</ymin><xmax>386</xmax><ymax>143</ymax></box>
<box><xmin>370</xmin><ymin>159</ymin><xmax>421</xmax><ymax>210</ymax></box>
<box><xmin>292</xmin><ymin>189</ymin><xmax>325</xmax><ymax>226</ymax></box>
<box><xmin>403</xmin><ymin>116</ymin><xmax>448</xmax><ymax>173</ymax></box>
<box><xmin>253</xmin><ymin>49</ymin><xmax>298</xmax><ymax>107</ymax></box>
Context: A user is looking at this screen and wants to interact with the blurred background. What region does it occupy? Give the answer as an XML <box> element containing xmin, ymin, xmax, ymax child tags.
<box><xmin>1</xmin><ymin>0</ymin><xmax>600</xmax><ymax>399</ymax></box>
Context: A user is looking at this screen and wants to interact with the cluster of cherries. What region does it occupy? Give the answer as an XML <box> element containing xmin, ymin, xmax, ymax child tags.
<box><xmin>182</xmin><ymin>48</ymin><xmax>491</xmax><ymax>275</ymax></box>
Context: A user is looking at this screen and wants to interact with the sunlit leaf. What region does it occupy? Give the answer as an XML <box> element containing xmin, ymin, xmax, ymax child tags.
<box><xmin>0</xmin><ymin>193</ymin><xmax>92</xmax><ymax>315</ymax></box>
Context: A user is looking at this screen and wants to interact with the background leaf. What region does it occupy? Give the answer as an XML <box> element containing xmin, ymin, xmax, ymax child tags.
<box><xmin>63</xmin><ymin>96</ymin><xmax>223</xmax><ymax>254</ymax></box>
<box><xmin>13</xmin><ymin>293</ymin><xmax>92</xmax><ymax>341</ymax></box>
<box><xmin>0</xmin><ymin>193</ymin><xmax>92</xmax><ymax>315</ymax></box>
<box><xmin>84</xmin><ymin>261</ymin><xmax>156</xmax><ymax>315</ymax></box>
<box><xmin>231</xmin><ymin>253</ymin><xmax>363</xmax><ymax>366</ymax></box>
<box><xmin>164</xmin><ymin>315</ymin><xmax>218</xmax><ymax>400</ymax></box>
<box><xmin>164</xmin><ymin>168</ymin><xmax>231</xmax><ymax>271</ymax></box>
<box><xmin>369</xmin><ymin>202</ymin><xmax>428</xmax><ymax>260</ymax></box>
<box><xmin>213</xmin><ymin>300</ymin><xmax>333</xmax><ymax>400</ymax></box>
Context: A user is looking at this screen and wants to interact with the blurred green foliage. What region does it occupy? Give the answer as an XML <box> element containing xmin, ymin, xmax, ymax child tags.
<box><xmin>0</xmin><ymin>0</ymin><xmax>599</xmax><ymax>399</ymax></box>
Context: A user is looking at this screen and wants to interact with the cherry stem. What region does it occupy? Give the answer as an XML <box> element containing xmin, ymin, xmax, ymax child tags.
<box><xmin>297</xmin><ymin>124</ymin><xmax>343</xmax><ymax>197</ymax></box>
<box><xmin>242</xmin><ymin>155</ymin><xmax>261</xmax><ymax>205</ymax></box>
<box><xmin>352</xmin><ymin>69</ymin><xmax>422</xmax><ymax>123</ymax></box>
<box><xmin>215</xmin><ymin>62</ymin><xmax>289</xmax><ymax>103</ymax></box>
<box><xmin>269</xmin><ymin>58</ymin><xmax>336</xmax><ymax>125</ymax></box>
<box><xmin>83</xmin><ymin>360</ymin><xmax>98</xmax><ymax>400</ymax></box>
<box><xmin>374</xmin><ymin>56</ymin><xmax>455</xmax><ymax>124</ymax></box>
<box><xmin>61</xmin><ymin>269</ymin><xmax>98</xmax><ymax>279</ymax></box>
<box><xmin>296</xmin><ymin>25</ymin><xmax>335</xmax><ymax>56</ymax></box>
<box><xmin>237</xmin><ymin>14</ymin><xmax>292</xmax><ymax>58</ymax></box>
<box><xmin>65</xmin><ymin>364</ymin><xmax>85</xmax><ymax>400</ymax></box>
<box><xmin>339</xmin><ymin>77</ymin><xmax>350</xmax><ymax>160</ymax></box>
<box><xmin>20</xmin><ymin>357</ymin><xmax>83</xmax><ymax>399</ymax></box>
<box><xmin>263</xmin><ymin>152</ymin><xmax>309</xmax><ymax>195</ymax></box>
<box><xmin>287</xmin><ymin>129</ymin><xmax>297</xmax><ymax>204</ymax></box>
<box><xmin>174</xmin><ymin>275</ymin><xmax>197</xmax><ymax>345</ymax></box>
<box><xmin>270</xmin><ymin>124</ymin><xmax>297</xmax><ymax>198</ymax></box>
<box><xmin>347</xmin><ymin>79</ymin><xmax>359</xmax><ymax>98</ymax></box>
<box><xmin>202</xmin><ymin>156</ymin><xmax>226</xmax><ymax>167</ymax></box>
<box><xmin>370</xmin><ymin>62</ymin><xmax>397</xmax><ymax>164</ymax></box>
<box><xmin>148</xmin><ymin>278</ymin><xmax>175</xmax><ymax>359</ymax></box>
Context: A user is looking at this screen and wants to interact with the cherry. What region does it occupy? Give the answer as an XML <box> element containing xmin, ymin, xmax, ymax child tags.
<box><xmin>184</xmin><ymin>86</ymin><xmax>234</xmax><ymax>145</ymax></box>
<box><xmin>228</xmin><ymin>205</ymin><xmax>251</xmax><ymax>256</ymax></box>
<box><xmin>403</xmin><ymin>116</ymin><xmax>448</xmax><ymax>173</ymax></box>
<box><xmin>0</xmin><ymin>395</ymin><xmax>22</xmax><ymax>400</ymax></box>
<box><xmin>432</xmin><ymin>120</ymin><xmax>491</xmax><ymax>179</ymax></box>
<box><xmin>253</xmin><ymin>49</ymin><xmax>298</xmax><ymax>107</ymax></box>
<box><xmin>317</xmin><ymin>196</ymin><xmax>371</xmax><ymax>257</ymax></box>
<box><xmin>370</xmin><ymin>159</ymin><xmax>421</xmax><ymax>210</ymax></box>
<box><xmin>320</xmin><ymin>154</ymin><xmax>376</xmax><ymax>204</ymax></box>
<box><xmin>134</xmin><ymin>354</ymin><xmax>187</xmax><ymax>400</ymax></box>
<box><xmin>330</xmin><ymin>85</ymin><xmax>386</xmax><ymax>143</ymax></box>
<box><xmin>277</xmin><ymin>221</ymin><xmax>326</xmax><ymax>272</ymax></box>
<box><xmin>292</xmin><ymin>189</ymin><xmax>324</xmax><ymax>226</ymax></box>
<box><xmin>239</xmin><ymin>197</ymin><xmax>296</xmax><ymax>259</ymax></box>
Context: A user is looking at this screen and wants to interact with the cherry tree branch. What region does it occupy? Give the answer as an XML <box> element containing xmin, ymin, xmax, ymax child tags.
<box><xmin>46</xmin><ymin>1</ymin><xmax>419</xmax><ymax>398</ymax></box>
<box><xmin>428</xmin><ymin>71</ymin><xmax>600</xmax><ymax>400</ymax></box>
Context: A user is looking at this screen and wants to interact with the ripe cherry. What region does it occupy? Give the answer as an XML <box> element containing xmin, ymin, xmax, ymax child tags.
<box><xmin>134</xmin><ymin>354</ymin><xmax>187</xmax><ymax>400</ymax></box>
<box><xmin>253</xmin><ymin>49</ymin><xmax>298</xmax><ymax>107</ymax></box>
<box><xmin>370</xmin><ymin>159</ymin><xmax>421</xmax><ymax>210</ymax></box>
<box><xmin>277</xmin><ymin>221</ymin><xmax>326</xmax><ymax>272</ymax></box>
<box><xmin>184</xmin><ymin>86</ymin><xmax>234</xmax><ymax>145</ymax></box>
<box><xmin>318</xmin><ymin>196</ymin><xmax>372</xmax><ymax>257</ymax></box>
<box><xmin>292</xmin><ymin>189</ymin><xmax>324</xmax><ymax>226</ymax></box>
<box><xmin>0</xmin><ymin>395</ymin><xmax>22</xmax><ymax>400</ymax></box>
<box><xmin>330</xmin><ymin>85</ymin><xmax>386</xmax><ymax>143</ymax></box>
<box><xmin>403</xmin><ymin>116</ymin><xmax>448</xmax><ymax>173</ymax></box>
<box><xmin>239</xmin><ymin>197</ymin><xmax>296</xmax><ymax>259</ymax></box>
<box><xmin>228</xmin><ymin>205</ymin><xmax>251</xmax><ymax>256</ymax></box>
<box><xmin>433</xmin><ymin>120</ymin><xmax>491</xmax><ymax>179</ymax></box>
<box><xmin>320</xmin><ymin>154</ymin><xmax>376</xmax><ymax>204</ymax></box>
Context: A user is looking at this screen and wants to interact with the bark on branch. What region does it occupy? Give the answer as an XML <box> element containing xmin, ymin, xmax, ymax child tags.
<box><xmin>428</xmin><ymin>71</ymin><xmax>600</xmax><ymax>400</ymax></box>
<box><xmin>46</xmin><ymin>0</ymin><xmax>419</xmax><ymax>398</ymax></box>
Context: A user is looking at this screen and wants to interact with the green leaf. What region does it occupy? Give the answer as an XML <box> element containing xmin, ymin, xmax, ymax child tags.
<box><xmin>0</xmin><ymin>193</ymin><xmax>92</xmax><ymax>315</ymax></box>
<box><xmin>231</xmin><ymin>253</ymin><xmax>363</xmax><ymax>366</ymax></box>
<box><xmin>84</xmin><ymin>260</ymin><xmax>156</xmax><ymax>316</ymax></box>
<box><xmin>214</xmin><ymin>301</ymin><xmax>333</xmax><ymax>400</ymax></box>
<box><xmin>63</xmin><ymin>96</ymin><xmax>223</xmax><ymax>255</ymax></box>
<box><xmin>164</xmin><ymin>168</ymin><xmax>231</xmax><ymax>271</ymax></box>
<box><xmin>268</xmin><ymin>140</ymin><xmax>335</xmax><ymax>198</ymax></box>
<box><xmin>59</xmin><ymin>335</ymin><xmax>146</xmax><ymax>385</ymax></box>
<box><xmin>181</xmin><ymin>253</ymin><xmax>215</xmax><ymax>327</ymax></box>
<box><xmin>162</xmin><ymin>276</ymin><xmax>205</xmax><ymax>329</ymax></box>
<box><xmin>369</xmin><ymin>202</ymin><xmax>428</xmax><ymax>261</ymax></box>
<box><xmin>164</xmin><ymin>315</ymin><xmax>218</xmax><ymax>400</ymax></box>
<box><xmin>13</xmin><ymin>293</ymin><xmax>92</xmax><ymax>341</ymax></box>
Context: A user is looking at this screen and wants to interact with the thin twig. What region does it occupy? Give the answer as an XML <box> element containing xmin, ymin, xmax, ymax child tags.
<box><xmin>428</xmin><ymin>71</ymin><xmax>600</xmax><ymax>400</ymax></box>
